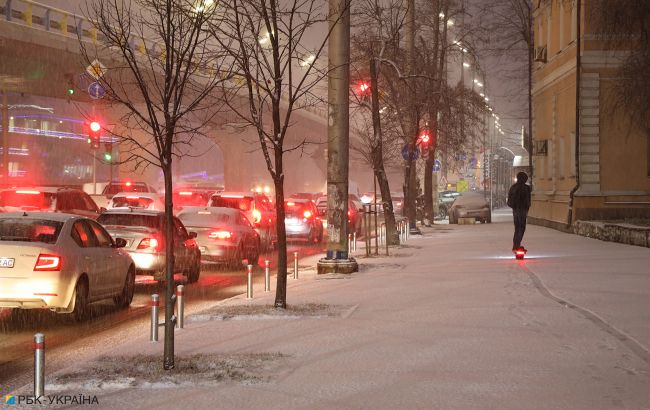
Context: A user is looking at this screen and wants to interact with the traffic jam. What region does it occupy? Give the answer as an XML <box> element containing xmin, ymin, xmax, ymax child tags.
<box><xmin>0</xmin><ymin>182</ymin><xmax>334</xmax><ymax>379</ymax></box>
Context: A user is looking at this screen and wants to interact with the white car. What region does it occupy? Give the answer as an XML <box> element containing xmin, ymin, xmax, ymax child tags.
<box><xmin>0</xmin><ymin>212</ymin><xmax>135</xmax><ymax>321</ymax></box>
<box><xmin>107</xmin><ymin>192</ymin><xmax>165</xmax><ymax>211</ymax></box>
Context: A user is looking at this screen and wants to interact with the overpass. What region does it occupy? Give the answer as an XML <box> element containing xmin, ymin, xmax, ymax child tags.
<box><xmin>0</xmin><ymin>0</ymin><xmax>380</xmax><ymax>194</ymax></box>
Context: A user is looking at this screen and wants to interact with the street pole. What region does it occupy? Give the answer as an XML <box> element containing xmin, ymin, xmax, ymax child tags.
<box><xmin>317</xmin><ymin>0</ymin><xmax>357</xmax><ymax>275</ymax></box>
<box><xmin>1</xmin><ymin>90</ymin><xmax>8</xmax><ymax>186</ymax></box>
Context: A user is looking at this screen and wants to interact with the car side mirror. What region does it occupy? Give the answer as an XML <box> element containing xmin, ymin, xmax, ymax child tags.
<box><xmin>188</xmin><ymin>231</ymin><xmax>197</xmax><ymax>239</ymax></box>
<box><xmin>114</xmin><ymin>238</ymin><xmax>128</xmax><ymax>248</ymax></box>
<box><xmin>100</xmin><ymin>207</ymin><xmax>107</xmax><ymax>213</ymax></box>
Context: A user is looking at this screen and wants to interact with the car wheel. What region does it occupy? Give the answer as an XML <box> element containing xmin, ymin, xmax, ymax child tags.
<box><xmin>114</xmin><ymin>266</ymin><xmax>135</xmax><ymax>308</ymax></box>
<box><xmin>70</xmin><ymin>279</ymin><xmax>88</xmax><ymax>322</ymax></box>
<box><xmin>186</xmin><ymin>260</ymin><xmax>201</xmax><ymax>283</ymax></box>
<box><xmin>317</xmin><ymin>228</ymin><xmax>324</xmax><ymax>243</ymax></box>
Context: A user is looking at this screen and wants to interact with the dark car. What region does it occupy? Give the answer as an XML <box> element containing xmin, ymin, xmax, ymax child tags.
<box><xmin>437</xmin><ymin>191</ymin><xmax>461</xmax><ymax>219</ymax></box>
<box><xmin>448</xmin><ymin>192</ymin><xmax>491</xmax><ymax>224</ymax></box>
<box><xmin>208</xmin><ymin>191</ymin><xmax>276</xmax><ymax>250</ymax></box>
<box><xmin>177</xmin><ymin>207</ymin><xmax>260</xmax><ymax>268</ymax></box>
<box><xmin>0</xmin><ymin>187</ymin><xmax>102</xmax><ymax>219</ymax></box>
<box><xmin>173</xmin><ymin>188</ymin><xmax>218</xmax><ymax>212</ymax></box>
<box><xmin>315</xmin><ymin>196</ymin><xmax>363</xmax><ymax>234</ymax></box>
<box><xmin>285</xmin><ymin>198</ymin><xmax>323</xmax><ymax>242</ymax></box>
<box><xmin>97</xmin><ymin>210</ymin><xmax>201</xmax><ymax>283</ymax></box>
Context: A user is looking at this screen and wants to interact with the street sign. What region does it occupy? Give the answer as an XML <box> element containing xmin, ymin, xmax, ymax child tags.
<box><xmin>455</xmin><ymin>152</ymin><xmax>467</xmax><ymax>161</ymax></box>
<box><xmin>86</xmin><ymin>59</ymin><xmax>107</xmax><ymax>80</ymax></box>
<box><xmin>88</xmin><ymin>82</ymin><xmax>106</xmax><ymax>99</ymax></box>
<box><xmin>401</xmin><ymin>144</ymin><xmax>420</xmax><ymax>161</ymax></box>
<box><xmin>432</xmin><ymin>159</ymin><xmax>441</xmax><ymax>172</ymax></box>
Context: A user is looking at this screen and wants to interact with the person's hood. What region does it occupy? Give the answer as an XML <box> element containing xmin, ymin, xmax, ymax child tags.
<box><xmin>516</xmin><ymin>172</ymin><xmax>528</xmax><ymax>184</ymax></box>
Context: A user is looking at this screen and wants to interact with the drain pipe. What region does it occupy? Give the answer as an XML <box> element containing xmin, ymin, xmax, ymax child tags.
<box><xmin>567</xmin><ymin>0</ymin><xmax>581</xmax><ymax>229</ymax></box>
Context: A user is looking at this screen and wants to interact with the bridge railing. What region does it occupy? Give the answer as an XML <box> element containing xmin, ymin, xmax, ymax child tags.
<box><xmin>1</xmin><ymin>0</ymin><xmax>328</xmax><ymax>121</ymax></box>
<box><xmin>1</xmin><ymin>0</ymin><xmax>100</xmax><ymax>42</ymax></box>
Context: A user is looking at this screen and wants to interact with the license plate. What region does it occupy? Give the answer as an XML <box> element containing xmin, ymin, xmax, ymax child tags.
<box><xmin>285</xmin><ymin>218</ymin><xmax>299</xmax><ymax>226</ymax></box>
<box><xmin>0</xmin><ymin>257</ymin><xmax>15</xmax><ymax>268</ymax></box>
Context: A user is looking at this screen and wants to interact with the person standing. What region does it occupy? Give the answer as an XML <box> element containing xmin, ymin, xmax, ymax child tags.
<box><xmin>507</xmin><ymin>172</ymin><xmax>532</xmax><ymax>251</ymax></box>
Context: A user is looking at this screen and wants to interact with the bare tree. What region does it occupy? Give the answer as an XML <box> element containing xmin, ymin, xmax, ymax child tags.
<box><xmin>208</xmin><ymin>0</ymin><xmax>336</xmax><ymax>308</ymax></box>
<box><xmin>350</xmin><ymin>0</ymin><xmax>408</xmax><ymax>245</ymax></box>
<box><xmin>81</xmin><ymin>0</ymin><xmax>231</xmax><ymax>369</ymax></box>
<box><xmin>477</xmin><ymin>0</ymin><xmax>533</xmax><ymax>179</ymax></box>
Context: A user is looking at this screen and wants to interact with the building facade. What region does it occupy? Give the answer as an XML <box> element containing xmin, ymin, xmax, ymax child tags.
<box><xmin>530</xmin><ymin>0</ymin><xmax>650</xmax><ymax>230</ymax></box>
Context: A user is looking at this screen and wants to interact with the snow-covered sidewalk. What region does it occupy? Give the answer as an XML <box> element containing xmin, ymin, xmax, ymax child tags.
<box><xmin>14</xmin><ymin>218</ymin><xmax>650</xmax><ymax>409</ymax></box>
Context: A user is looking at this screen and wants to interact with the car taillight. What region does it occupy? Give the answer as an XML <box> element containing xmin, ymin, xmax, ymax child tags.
<box><xmin>303</xmin><ymin>210</ymin><xmax>312</xmax><ymax>219</ymax></box>
<box><xmin>34</xmin><ymin>254</ymin><xmax>61</xmax><ymax>271</ymax></box>
<box><xmin>209</xmin><ymin>230</ymin><xmax>234</xmax><ymax>240</ymax></box>
<box><xmin>252</xmin><ymin>209</ymin><xmax>262</xmax><ymax>224</ymax></box>
<box><xmin>137</xmin><ymin>237</ymin><xmax>159</xmax><ymax>250</ymax></box>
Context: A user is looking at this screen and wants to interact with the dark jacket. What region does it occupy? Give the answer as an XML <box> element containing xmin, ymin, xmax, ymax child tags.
<box><xmin>507</xmin><ymin>172</ymin><xmax>531</xmax><ymax>210</ymax></box>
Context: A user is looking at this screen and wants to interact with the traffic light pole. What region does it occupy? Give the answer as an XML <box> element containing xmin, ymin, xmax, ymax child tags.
<box><xmin>92</xmin><ymin>150</ymin><xmax>96</xmax><ymax>194</ymax></box>
<box><xmin>317</xmin><ymin>0</ymin><xmax>357</xmax><ymax>275</ymax></box>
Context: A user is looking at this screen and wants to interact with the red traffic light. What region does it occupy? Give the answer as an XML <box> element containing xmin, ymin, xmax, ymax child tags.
<box><xmin>358</xmin><ymin>82</ymin><xmax>370</xmax><ymax>93</ymax></box>
<box><xmin>88</xmin><ymin>120</ymin><xmax>101</xmax><ymax>149</ymax></box>
<box><xmin>418</xmin><ymin>130</ymin><xmax>431</xmax><ymax>144</ymax></box>
<box><xmin>89</xmin><ymin>121</ymin><xmax>101</xmax><ymax>133</ymax></box>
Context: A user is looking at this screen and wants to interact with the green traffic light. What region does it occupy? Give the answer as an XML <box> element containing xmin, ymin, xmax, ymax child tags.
<box><xmin>104</xmin><ymin>152</ymin><xmax>112</xmax><ymax>161</ymax></box>
<box><xmin>67</xmin><ymin>88</ymin><xmax>74</xmax><ymax>95</ymax></box>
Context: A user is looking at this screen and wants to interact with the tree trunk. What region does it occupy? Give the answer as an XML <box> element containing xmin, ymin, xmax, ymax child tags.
<box><xmin>162</xmin><ymin>153</ymin><xmax>175</xmax><ymax>370</ymax></box>
<box><xmin>273</xmin><ymin>147</ymin><xmax>288</xmax><ymax>308</ymax></box>
<box><xmin>369</xmin><ymin>58</ymin><xmax>399</xmax><ymax>245</ymax></box>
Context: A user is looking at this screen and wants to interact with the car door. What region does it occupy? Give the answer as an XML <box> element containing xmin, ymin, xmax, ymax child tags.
<box><xmin>172</xmin><ymin>217</ymin><xmax>190</xmax><ymax>271</ymax></box>
<box><xmin>238</xmin><ymin>213</ymin><xmax>255</xmax><ymax>254</ymax></box>
<box><xmin>87</xmin><ymin>220</ymin><xmax>123</xmax><ymax>292</ymax></box>
<box><xmin>70</xmin><ymin>220</ymin><xmax>104</xmax><ymax>298</ymax></box>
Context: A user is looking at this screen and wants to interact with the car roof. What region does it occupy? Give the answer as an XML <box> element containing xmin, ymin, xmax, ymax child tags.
<box><xmin>211</xmin><ymin>191</ymin><xmax>253</xmax><ymax>199</ymax></box>
<box><xmin>285</xmin><ymin>198</ymin><xmax>311</xmax><ymax>203</ymax></box>
<box><xmin>100</xmin><ymin>209</ymin><xmax>164</xmax><ymax>216</ymax></box>
<box><xmin>0</xmin><ymin>211</ymin><xmax>81</xmax><ymax>222</ymax></box>
<box><xmin>0</xmin><ymin>186</ymin><xmax>81</xmax><ymax>193</ymax></box>
<box><xmin>111</xmin><ymin>192</ymin><xmax>160</xmax><ymax>199</ymax></box>
<box><xmin>177</xmin><ymin>206</ymin><xmax>241</xmax><ymax>216</ymax></box>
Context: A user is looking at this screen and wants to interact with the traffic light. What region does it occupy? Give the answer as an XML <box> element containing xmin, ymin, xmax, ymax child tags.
<box><xmin>103</xmin><ymin>143</ymin><xmax>113</xmax><ymax>162</ymax></box>
<box><xmin>418</xmin><ymin>129</ymin><xmax>431</xmax><ymax>146</ymax></box>
<box><xmin>358</xmin><ymin>82</ymin><xmax>370</xmax><ymax>93</ymax></box>
<box><xmin>88</xmin><ymin>121</ymin><xmax>101</xmax><ymax>149</ymax></box>
<box><xmin>417</xmin><ymin>128</ymin><xmax>437</xmax><ymax>151</ymax></box>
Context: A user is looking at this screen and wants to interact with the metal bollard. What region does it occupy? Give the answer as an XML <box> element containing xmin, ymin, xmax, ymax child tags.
<box><xmin>150</xmin><ymin>294</ymin><xmax>159</xmax><ymax>342</ymax></box>
<box><xmin>34</xmin><ymin>333</ymin><xmax>44</xmax><ymax>398</ymax></box>
<box><xmin>264</xmin><ymin>260</ymin><xmax>271</xmax><ymax>292</ymax></box>
<box><xmin>247</xmin><ymin>264</ymin><xmax>253</xmax><ymax>299</ymax></box>
<box><xmin>348</xmin><ymin>233</ymin><xmax>352</xmax><ymax>253</ymax></box>
<box><xmin>353</xmin><ymin>231</ymin><xmax>357</xmax><ymax>252</ymax></box>
<box><xmin>176</xmin><ymin>285</ymin><xmax>185</xmax><ymax>329</ymax></box>
<box><xmin>293</xmin><ymin>252</ymin><xmax>299</xmax><ymax>279</ymax></box>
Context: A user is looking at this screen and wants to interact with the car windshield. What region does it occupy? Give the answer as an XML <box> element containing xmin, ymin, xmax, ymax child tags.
<box><xmin>0</xmin><ymin>218</ymin><xmax>63</xmax><ymax>243</ymax></box>
<box><xmin>103</xmin><ymin>183</ymin><xmax>151</xmax><ymax>195</ymax></box>
<box><xmin>0</xmin><ymin>191</ymin><xmax>55</xmax><ymax>211</ymax></box>
<box><xmin>111</xmin><ymin>196</ymin><xmax>154</xmax><ymax>209</ymax></box>
<box><xmin>285</xmin><ymin>201</ymin><xmax>309</xmax><ymax>217</ymax></box>
<box><xmin>174</xmin><ymin>192</ymin><xmax>211</xmax><ymax>207</ymax></box>
<box><xmin>97</xmin><ymin>213</ymin><xmax>160</xmax><ymax>229</ymax></box>
<box><xmin>453</xmin><ymin>193</ymin><xmax>488</xmax><ymax>207</ymax></box>
<box><xmin>177</xmin><ymin>210</ymin><xmax>231</xmax><ymax>226</ymax></box>
<box><xmin>210</xmin><ymin>196</ymin><xmax>253</xmax><ymax>212</ymax></box>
